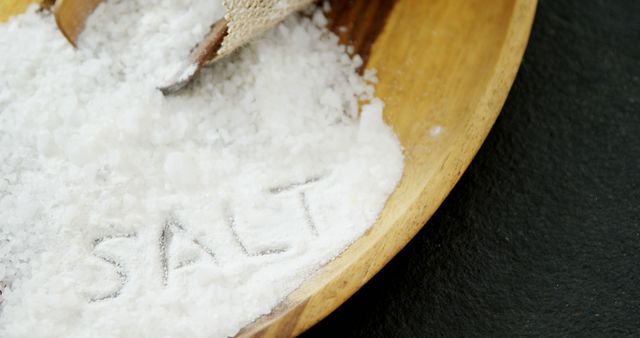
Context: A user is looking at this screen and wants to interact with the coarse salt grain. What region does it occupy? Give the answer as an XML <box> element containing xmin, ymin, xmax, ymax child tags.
<box><xmin>430</xmin><ymin>125</ymin><xmax>444</xmax><ymax>138</ymax></box>
<box><xmin>0</xmin><ymin>1</ymin><xmax>404</xmax><ymax>337</ymax></box>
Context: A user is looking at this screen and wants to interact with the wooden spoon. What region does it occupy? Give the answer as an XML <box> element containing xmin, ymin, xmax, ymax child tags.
<box><xmin>45</xmin><ymin>0</ymin><xmax>313</xmax><ymax>95</ymax></box>
<box><xmin>48</xmin><ymin>0</ymin><xmax>230</xmax><ymax>93</ymax></box>
<box><xmin>157</xmin><ymin>19</ymin><xmax>228</xmax><ymax>95</ymax></box>
<box><xmin>49</xmin><ymin>0</ymin><xmax>102</xmax><ymax>47</ymax></box>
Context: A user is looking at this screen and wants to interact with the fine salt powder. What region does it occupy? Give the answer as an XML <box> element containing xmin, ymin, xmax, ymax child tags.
<box><xmin>0</xmin><ymin>1</ymin><xmax>404</xmax><ymax>337</ymax></box>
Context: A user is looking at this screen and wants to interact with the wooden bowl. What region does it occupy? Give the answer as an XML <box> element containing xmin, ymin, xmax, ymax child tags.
<box><xmin>0</xmin><ymin>0</ymin><xmax>536</xmax><ymax>336</ymax></box>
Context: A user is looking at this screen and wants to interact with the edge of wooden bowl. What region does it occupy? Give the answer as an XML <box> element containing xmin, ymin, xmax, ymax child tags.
<box><xmin>237</xmin><ymin>0</ymin><xmax>537</xmax><ymax>336</ymax></box>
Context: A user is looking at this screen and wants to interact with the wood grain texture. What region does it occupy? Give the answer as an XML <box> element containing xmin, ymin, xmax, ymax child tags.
<box><xmin>0</xmin><ymin>0</ymin><xmax>536</xmax><ymax>336</ymax></box>
<box><xmin>327</xmin><ymin>0</ymin><xmax>396</xmax><ymax>72</ymax></box>
<box><xmin>0</xmin><ymin>0</ymin><xmax>38</xmax><ymax>22</ymax></box>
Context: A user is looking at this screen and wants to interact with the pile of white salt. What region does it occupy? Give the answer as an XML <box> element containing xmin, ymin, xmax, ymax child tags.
<box><xmin>0</xmin><ymin>1</ymin><xmax>404</xmax><ymax>337</ymax></box>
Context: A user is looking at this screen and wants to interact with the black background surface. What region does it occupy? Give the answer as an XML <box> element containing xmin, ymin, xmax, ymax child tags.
<box><xmin>303</xmin><ymin>0</ymin><xmax>640</xmax><ymax>336</ymax></box>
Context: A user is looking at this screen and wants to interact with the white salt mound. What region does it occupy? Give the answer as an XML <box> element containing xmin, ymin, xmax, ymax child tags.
<box><xmin>0</xmin><ymin>1</ymin><xmax>404</xmax><ymax>337</ymax></box>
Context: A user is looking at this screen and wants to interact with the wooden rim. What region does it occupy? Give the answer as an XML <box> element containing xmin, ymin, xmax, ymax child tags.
<box><xmin>237</xmin><ymin>0</ymin><xmax>537</xmax><ymax>336</ymax></box>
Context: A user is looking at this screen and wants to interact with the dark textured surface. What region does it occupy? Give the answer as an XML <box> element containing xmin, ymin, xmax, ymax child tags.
<box><xmin>303</xmin><ymin>0</ymin><xmax>640</xmax><ymax>336</ymax></box>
